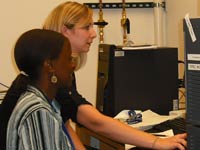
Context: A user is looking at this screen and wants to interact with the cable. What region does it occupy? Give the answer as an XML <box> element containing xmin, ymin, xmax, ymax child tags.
<box><xmin>0</xmin><ymin>82</ymin><xmax>9</xmax><ymax>89</ymax></box>
<box><xmin>178</xmin><ymin>60</ymin><xmax>185</xmax><ymax>88</ymax></box>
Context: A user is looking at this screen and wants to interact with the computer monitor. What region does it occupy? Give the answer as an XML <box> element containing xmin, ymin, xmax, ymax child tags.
<box><xmin>183</xmin><ymin>17</ymin><xmax>200</xmax><ymax>150</ymax></box>
<box><xmin>97</xmin><ymin>44</ymin><xmax>179</xmax><ymax>117</ymax></box>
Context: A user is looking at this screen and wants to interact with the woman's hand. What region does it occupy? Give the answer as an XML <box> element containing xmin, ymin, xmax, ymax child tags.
<box><xmin>154</xmin><ymin>133</ymin><xmax>187</xmax><ymax>150</ymax></box>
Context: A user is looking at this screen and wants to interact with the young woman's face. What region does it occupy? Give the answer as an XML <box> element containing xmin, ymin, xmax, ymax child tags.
<box><xmin>65</xmin><ymin>21</ymin><xmax>97</xmax><ymax>53</ymax></box>
<box><xmin>54</xmin><ymin>41</ymin><xmax>75</xmax><ymax>88</ymax></box>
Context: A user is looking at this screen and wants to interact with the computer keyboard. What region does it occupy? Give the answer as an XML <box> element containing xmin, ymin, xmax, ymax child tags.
<box><xmin>146</xmin><ymin>117</ymin><xmax>186</xmax><ymax>135</ymax></box>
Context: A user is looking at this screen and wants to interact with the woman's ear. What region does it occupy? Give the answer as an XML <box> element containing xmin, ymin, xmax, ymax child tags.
<box><xmin>44</xmin><ymin>60</ymin><xmax>54</xmax><ymax>72</ymax></box>
<box><xmin>61</xmin><ymin>25</ymin><xmax>70</xmax><ymax>37</ymax></box>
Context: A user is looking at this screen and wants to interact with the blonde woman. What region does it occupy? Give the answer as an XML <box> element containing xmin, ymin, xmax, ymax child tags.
<box><xmin>43</xmin><ymin>2</ymin><xmax>187</xmax><ymax>150</ymax></box>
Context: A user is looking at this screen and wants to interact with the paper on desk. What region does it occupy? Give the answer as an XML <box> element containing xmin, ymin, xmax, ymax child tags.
<box><xmin>125</xmin><ymin>129</ymin><xmax>174</xmax><ymax>150</ymax></box>
<box><xmin>114</xmin><ymin>109</ymin><xmax>179</xmax><ymax>130</ymax></box>
<box><xmin>151</xmin><ymin>129</ymin><xmax>174</xmax><ymax>137</ymax></box>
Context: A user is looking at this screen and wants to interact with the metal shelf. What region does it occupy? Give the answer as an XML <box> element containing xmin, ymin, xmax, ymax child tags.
<box><xmin>84</xmin><ymin>2</ymin><xmax>165</xmax><ymax>9</ymax></box>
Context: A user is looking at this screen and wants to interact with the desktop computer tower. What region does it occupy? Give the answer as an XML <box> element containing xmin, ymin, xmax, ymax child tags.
<box><xmin>96</xmin><ymin>44</ymin><xmax>179</xmax><ymax>117</ymax></box>
<box><xmin>184</xmin><ymin>18</ymin><xmax>200</xmax><ymax>150</ymax></box>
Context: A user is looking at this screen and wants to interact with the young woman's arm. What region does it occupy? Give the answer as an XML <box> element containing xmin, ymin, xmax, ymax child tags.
<box><xmin>76</xmin><ymin>105</ymin><xmax>187</xmax><ymax>150</ymax></box>
<box><xmin>65</xmin><ymin>120</ymin><xmax>86</xmax><ymax>150</ymax></box>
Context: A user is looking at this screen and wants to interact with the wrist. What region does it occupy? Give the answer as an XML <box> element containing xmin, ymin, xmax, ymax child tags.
<box><xmin>152</xmin><ymin>137</ymin><xmax>159</xmax><ymax>149</ymax></box>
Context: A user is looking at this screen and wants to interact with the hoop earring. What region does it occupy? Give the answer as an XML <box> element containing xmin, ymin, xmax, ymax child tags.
<box><xmin>51</xmin><ymin>73</ymin><xmax>57</xmax><ymax>83</ymax></box>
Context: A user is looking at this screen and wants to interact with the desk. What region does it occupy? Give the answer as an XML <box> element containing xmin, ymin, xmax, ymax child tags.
<box><xmin>76</xmin><ymin>110</ymin><xmax>186</xmax><ymax>150</ymax></box>
<box><xmin>76</xmin><ymin>125</ymin><xmax>151</xmax><ymax>150</ymax></box>
<box><xmin>76</xmin><ymin>125</ymin><xmax>124</xmax><ymax>150</ymax></box>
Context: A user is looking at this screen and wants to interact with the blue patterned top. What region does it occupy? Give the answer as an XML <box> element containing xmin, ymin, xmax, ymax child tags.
<box><xmin>7</xmin><ymin>85</ymin><xmax>73</xmax><ymax>150</ymax></box>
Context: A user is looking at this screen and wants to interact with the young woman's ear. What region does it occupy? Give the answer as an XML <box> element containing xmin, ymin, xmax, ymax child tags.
<box><xmin>61</xmin><ymin>25</ymin><xmax>70</xmax><ymax>37</ymax></box>
<box><xmin>44</xmin><ymin>60</ymin><xmax>54</xmax><ymax>71</ymax></box>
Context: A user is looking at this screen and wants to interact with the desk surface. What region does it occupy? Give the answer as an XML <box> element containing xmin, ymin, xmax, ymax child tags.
<box><xmin>76</xmin><ymin>125</ymin><xmax>152</xmax><ymax>150</ymax></box>
<box><xmin>76</xmin><ymin>125</ymin><xmax>125</xmax><ymax>150</ymax></box>
<box><xmin>76</xmin><ymin>122</ymin><xmax>186</xmax><ymax>150</ymax></box>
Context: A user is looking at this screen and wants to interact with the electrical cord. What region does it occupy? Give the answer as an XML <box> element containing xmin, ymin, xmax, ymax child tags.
<box><xmin>0</xmin><ymin>82</ymin><xmax>9</xmax><ymax>89</ymax></box>
<box><xmin>178</xmin><ymin>60</ymin><xmax>185</xmax><ymax>88</ymax></box>
<box><xmin>0</xmin><ymin>82</ymin><xmax>9</xmax><ymax>88</ymax></box>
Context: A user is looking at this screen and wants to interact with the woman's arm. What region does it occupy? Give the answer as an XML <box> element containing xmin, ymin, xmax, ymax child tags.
<box><xmin>65</xmin><ymin>120</ymin><xmax>86</xmax><ymax>150</ymax></box>
<box><xmin>77</xmin><ymin>104</ymin><xmax>187</xmax><ymax>150</ymax></box>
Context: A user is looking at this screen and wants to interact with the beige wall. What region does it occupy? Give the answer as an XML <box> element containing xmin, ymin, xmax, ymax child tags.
<box><xmin>165</xmin><ymin>0</ymin><xmax>199</xmax><ymax>109</ymax></box>
<box><xmin>0</xmin><ymin>0</ymin><xmax>199</xmax><ymax>106</ymax></box>
<box><xmin>0</xmin><ymin>0</ymin><xmax>155</xmax><ymax>105</ymax></box>
<box><xmin>166</xmin><ymin>0</ymin><xmax>198</xmax><ymax>61</ymax></box>
<box><xmin>198</xmin><ymin>0</ymin><xmax>200</xmax><ymax>15</ymax></box>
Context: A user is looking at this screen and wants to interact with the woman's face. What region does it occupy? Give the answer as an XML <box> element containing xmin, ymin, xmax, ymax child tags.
<box><xmin>63</xmin><ymin>20</ymin><xmax>97</xmax><ymax>53</ymax></box>
<box><xmin>54</xmin><ymin>41</ymin><xmax>75</xmax><ymax>88</ymax></box>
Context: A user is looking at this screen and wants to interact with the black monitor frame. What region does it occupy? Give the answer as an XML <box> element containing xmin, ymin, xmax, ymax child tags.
<box><xmin>97</xmin><ymin>44</ymin><xmax>179</xmax><ymax>117</ymax></box>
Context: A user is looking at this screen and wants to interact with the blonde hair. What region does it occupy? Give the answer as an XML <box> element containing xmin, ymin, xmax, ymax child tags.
<box><xmin>43</xmin><ymin>1</ymin><xmax>93</xmax><ymax>32</ymax></box>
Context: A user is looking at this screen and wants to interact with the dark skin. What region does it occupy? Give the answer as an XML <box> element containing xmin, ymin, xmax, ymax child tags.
<box><xmin>35</xmin><ymin>41</ymin><xmax>75</xmax><ymax>101</ymax></box>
